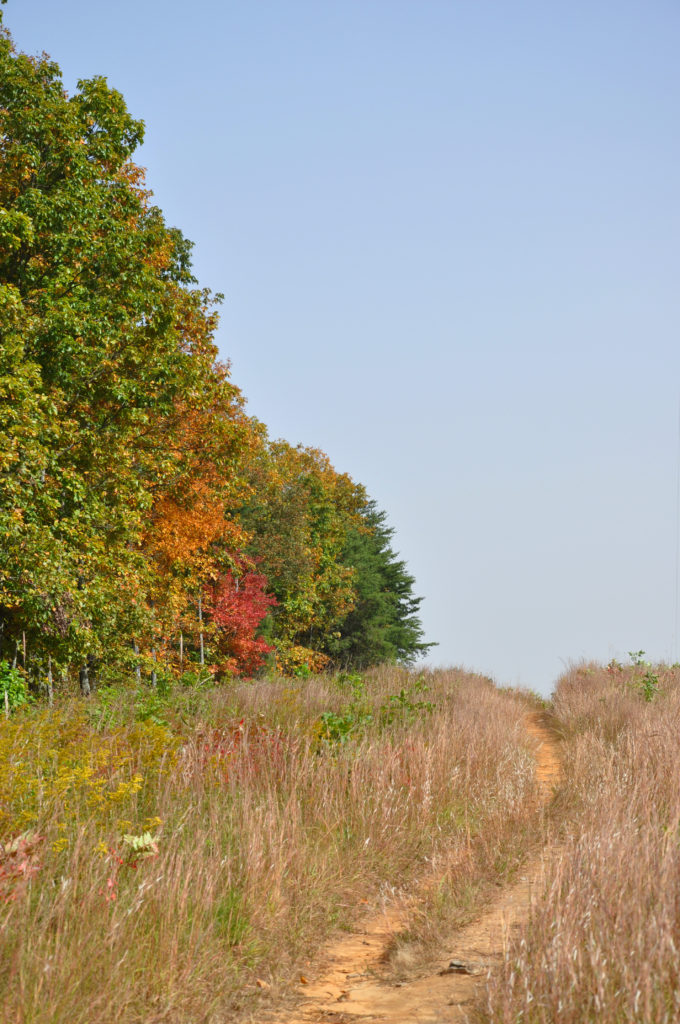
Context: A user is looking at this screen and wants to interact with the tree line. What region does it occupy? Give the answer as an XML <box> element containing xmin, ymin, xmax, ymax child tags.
<box><xmin>0</xmin><ymin>14</ymin><xmax>433</xmax><ymax>694</ymax></box>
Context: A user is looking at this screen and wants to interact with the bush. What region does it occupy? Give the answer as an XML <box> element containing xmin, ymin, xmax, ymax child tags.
<box><xmin>0</xmin><ymin>661</ymin><xmax>32</xmax><ymax>714</ymax></box>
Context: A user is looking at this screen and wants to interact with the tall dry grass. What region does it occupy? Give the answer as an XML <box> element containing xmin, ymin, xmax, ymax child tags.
<box><xmin>0</xmin><ymin>666</ymin><xmax>537</xmax><ymax>1024</ymax></box>
<box><xmin>482</xmin><ymin>661</ymin><xmax>680</xmax><ymax>1024</ymax></box>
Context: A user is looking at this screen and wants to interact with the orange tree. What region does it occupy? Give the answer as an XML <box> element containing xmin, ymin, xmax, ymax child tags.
<box><xmin>141</xmin><ymin>384</ymin><xmax>264</xmax><ymax>676</ymax></box>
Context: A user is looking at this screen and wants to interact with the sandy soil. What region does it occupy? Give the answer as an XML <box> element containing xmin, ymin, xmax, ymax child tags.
<box><xmin>271</xmin><ymin>711</ymin><xmax>561</xmax><ymax>1024</ymax></box>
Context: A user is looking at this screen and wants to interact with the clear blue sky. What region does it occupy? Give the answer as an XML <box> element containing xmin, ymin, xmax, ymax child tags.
<box><xmin>7</xmin><ymin>1</ymin><xmax>680</xmax><ymax>693</ymax></box>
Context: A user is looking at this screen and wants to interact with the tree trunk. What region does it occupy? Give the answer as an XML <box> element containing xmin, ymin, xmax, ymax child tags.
<box><xmin>198</xmin><ymin>595</ymin><xmax>205</xmax><ymax>666</ymax></box>
<box><xmin>79</xmin><ymin>661</ymin><xmax>91</xmax><ymax>697</ymax></box>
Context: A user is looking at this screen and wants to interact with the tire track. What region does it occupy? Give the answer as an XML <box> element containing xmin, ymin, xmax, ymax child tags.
<box><xmin>274</xmin><ymin>710</ymin><xmax>561</xmax><ymax>1024</ymax></box>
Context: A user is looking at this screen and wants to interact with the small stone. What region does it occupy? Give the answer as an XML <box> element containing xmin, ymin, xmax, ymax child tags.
<box><xmin>439</xmin><ymin>959</ymin><xmax>482</xmax><ymax>976</ymax></box>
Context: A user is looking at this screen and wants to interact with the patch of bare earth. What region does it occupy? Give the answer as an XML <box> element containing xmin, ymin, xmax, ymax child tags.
<box><xmin>271</xmin><ymin>711</ymin><xmax>561</xmax><ymax>1024</ymax></box>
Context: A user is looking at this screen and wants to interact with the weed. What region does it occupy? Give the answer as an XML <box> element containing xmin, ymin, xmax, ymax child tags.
<box><xmin>121</xmin><ymin>831</ymin><xmax>159</xmax><ymax>860</ymax></box>
<box><xmin>316</xmin><ymin>673</ymin><xmax>373</xmax><ymax>746</ymax></box>
<box><xmin>134</xmin><ymin>690</ymin><xmax>170</xmax><ymax>727</ymax></box>
<box><xmin>379</xmin><ymin>675</ymin><xmax>434</xmax><ymax>726</ymax></box>
<box><xmin>0</xmin><ymin>661</ymin><xmax>33</xmax><ymax>714</ymax></box>
<box><xmin>628</xmin><ymin>650</ymin><xmax>659</xmax><ymax>702</ymax></box>
<box><xmin>0</xmin><ymin>831</ymin><xmax>43</xmax><ymax>902</ymax></box>
<box><xmin>214</xmin><ymin>887</ymin><xmax>250</xmax><ymax>945</ymax></box>
<box><xmin>316</xmin><ymin>674</ymin><xmax>435</xmax><ymax>746</ymax></box>
<box><xmin>179</xmin><ymin>667</ymin><xmax>213</xmax><ymax>688</ymax></box>
<box><xmin>639</xmin><ymin>667</ymin><xmax>659</xmax><ymax>702</ymax></box>
<box><xmin>317</xmin><ymin>707</ymin><xmax>372</xmax><ymax>744</ymax></box>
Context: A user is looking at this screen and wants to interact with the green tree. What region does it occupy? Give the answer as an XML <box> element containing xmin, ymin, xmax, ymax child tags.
<box><xmin>322</xmin><ymin>500</ymin><xmax>434</xmax><ymax>669</ymax></box>
<box><xmin>0</xmin><ymin>23</ymin><xmax>240</xmax><ymax>683</ymax></box>
<box><xmin>240</xmin><ymin>439</ymin><xmax>366</xmax><ymax>673</ymax></box>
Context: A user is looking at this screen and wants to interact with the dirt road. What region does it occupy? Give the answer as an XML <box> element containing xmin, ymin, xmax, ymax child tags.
<box><xmin>273</xmin><ymin>711</ymin><xmax>561</xmax><ymax>1024</ymax></box>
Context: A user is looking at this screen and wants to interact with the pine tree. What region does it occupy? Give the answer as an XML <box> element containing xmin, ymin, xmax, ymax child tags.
<box><xmin>323</xmin><ymin>500</ymin><xmax>435</xmax><ymax>668</ymax></box>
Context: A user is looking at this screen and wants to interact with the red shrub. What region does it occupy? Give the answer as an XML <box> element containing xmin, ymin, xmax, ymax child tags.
<box><xmin>207</xmin><ymin>569</ymin><xmax>276</xmax><ymax>676</ymax></box>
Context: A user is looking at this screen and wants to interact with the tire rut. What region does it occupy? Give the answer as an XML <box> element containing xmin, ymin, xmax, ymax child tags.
<box><xmin>273</xmin><ymin>710</ymin><xmax>561</xmax><ymax>1024</ymax></box>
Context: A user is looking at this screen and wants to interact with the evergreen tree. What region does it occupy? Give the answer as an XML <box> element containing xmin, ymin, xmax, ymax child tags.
<box><xmin>323</xmin><ymin>500</ymin><xmax>435</xmax><ymax>669</ymax></box>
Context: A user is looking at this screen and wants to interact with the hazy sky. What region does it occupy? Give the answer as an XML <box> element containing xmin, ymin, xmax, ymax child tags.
<box><xmin>6</xmin><ymin>1</ymin><xmax>680</xmax><ymax>694</ymax></box>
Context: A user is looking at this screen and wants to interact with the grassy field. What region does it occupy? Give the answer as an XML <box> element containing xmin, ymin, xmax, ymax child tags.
<box><xmin>482</xmin><ymin>659</ymin><xmax>680</xmax><ymax>1024</ymax></box>
<box><xmin>0</xmin><ymin>666</ymin><xmax>539</xmax><ymax>1024</ymax></box>
<box><xmin>7</xmin><ymin>658</ymin><xmax>673</xmax><ymax>1024</ymax></box>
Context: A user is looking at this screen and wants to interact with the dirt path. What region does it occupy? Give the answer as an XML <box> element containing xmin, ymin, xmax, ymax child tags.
<box><xmin>273</xmin><ymin>711</ymin><xmax>561</xmax><ymax>1024</ymax></box>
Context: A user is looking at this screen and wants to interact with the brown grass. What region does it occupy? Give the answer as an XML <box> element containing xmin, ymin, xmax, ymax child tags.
<box><xmin>481</xmin><ymin>660</ymin><xmax>680</xmax><ymax>1024</ymax></box>
<box><xmin>0</xmin><ymin>666</ymin><xmax>538</xmax><ymax>1024</ymax></box>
